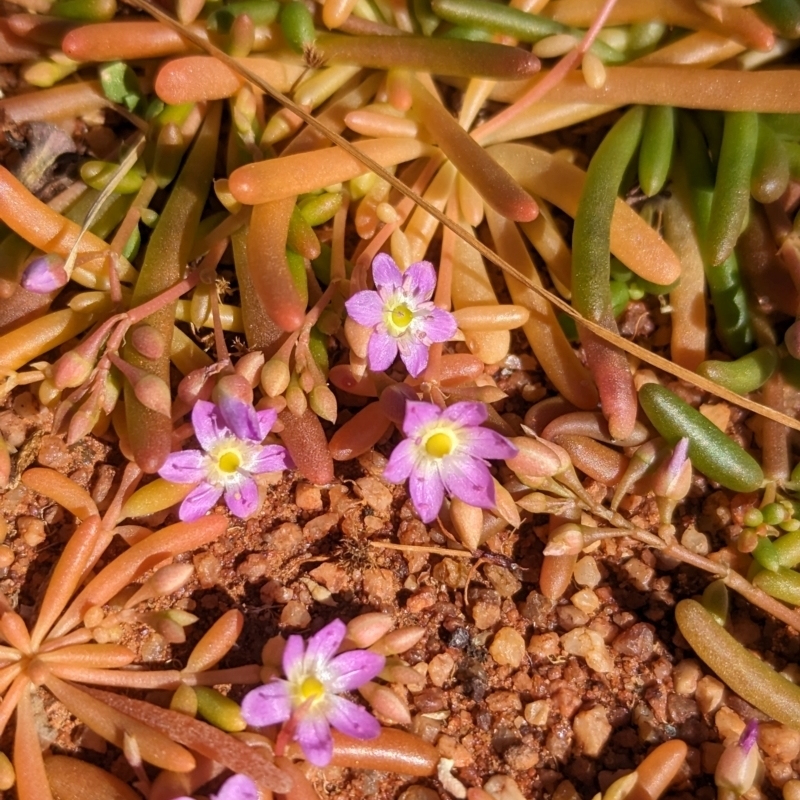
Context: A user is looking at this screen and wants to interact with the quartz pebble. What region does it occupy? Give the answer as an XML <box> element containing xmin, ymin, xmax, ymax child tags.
<box><xmin>673</xmin><ymin>659</ymin><xmax>703</xmax><ymax>696</ymax></box>
<box><xmin>279</xmin><ymin>600</ymin><xmax>311</xmax><ymax>628</ymax></box>
<box><xmin>524</xmin><ymin>700</ymin><xmax>550</xmax><ymax>726</ymax></box>
<box><xmin>484</xmin><ymin>775</ymin><xmax>527</xmax><ymax>800</ymax></box>
<box><xmin>572</xmin><ymin>706</ymin><xmax>611</xmax><ymax>757</ymax></box>
<box><xmin>428</xmin><ymin>653</ymin><xmax>456</xmax><ymax>687</ymax></box>
<box><xmin>503</xmin><ymin>742</ymin><xmax>539</xmax><ymax>770</ymax></box>
<box><xmin>471</xmin><ymin>589</ymin><xmax>502</xmax><ymax>629</ymax></box>
<box><xmin>696</xmin><ymin>675</ymin><xmax>725</xmax><ymax>715</ymax></box>
<box><xmin>760</xmin><ymin>723</ymin><xmax>800</xmax><ymax>762</ymax></box>
<box><xmin>489</xmin><ymin>627</ymin><xmax>526</xmax><ymax>667</ymax></box>
<box><xmin>574</xmin><ymin>556</ymin><xmax>601</xmax><ymax>588</ymax></box>
<box><xmin>561</xmin><ymin>627</ymin><xmax>614</xmax><ymax>673</ymax></box>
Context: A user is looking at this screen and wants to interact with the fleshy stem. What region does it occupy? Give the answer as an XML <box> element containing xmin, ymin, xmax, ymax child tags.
<box><xmin>471</xmin><ymin>0</ymin><xmax>622</xmax><ymax>145</ymax></box>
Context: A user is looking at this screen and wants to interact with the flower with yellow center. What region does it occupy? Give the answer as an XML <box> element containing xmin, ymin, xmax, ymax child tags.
<box><xmin>241</xmin><ymin>620</ymin><xmax>385</xmax><ymax>767</ymax></box>
<box><xmin>345</xmin><ymin>254</ymin><xmax>457</xmax><ymax>377</ymax></box>
<box><xmin>384</xmin><ymin>400</ymin><xmax>519</xmax><ymax>523</ymax></box>
<box><xmin>158</xmin><ymin>398</ymin><xmax>290</xmax><ymax>521</ymax></box>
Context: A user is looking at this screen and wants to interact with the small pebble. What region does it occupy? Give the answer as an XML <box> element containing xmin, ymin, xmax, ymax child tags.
<box><xmin>18</xmin><ymin>516</ymin><xmax>45</xmax><ymax>547</ymax></box>
<box><xmin>524</xmin><ymin>700</ymin><xmax>550</xmax><ymax>727</ymax></box>
<box><xmin>673</xmin><ymin>659</ymin><xmax>703</xmax><ymax>696</ymax></box>
<box><xmin>572</xmin><ymin>706</ymin><xmax>612</xmax><ymax>757</ymax></box>
<box><xmin>295</xmin><ymin>482</ymin><xmax>323</xmax><ymax>512</ymax></box>
<box><xmin>561</xmin><ymin>628</ymin><xmax>614</xmax><ymax>673</ymax></box>
<box><xmin>489</xmin><ymin>627</ymin><xmax>526</xmax><ymax>668</ymax></box>
<box><xmin>503</xmin><ymin>743</ymin><xmax>539</xmax><ymax>771</ymax></box>
<box><xmin>399</xmin><ymin>787</ymin><xmax>439</xmax><ymax>800</ymax></box>
<box><xmin>355</xmin><ymin>476</ymin><xmax>393</xmax><ymax>514</ymax></box>
<box><xmin>571</xmin><ymin>588</ymin><xmax>600</xmax><ymax>614</ymax></box>
<box><xmin>528</xmin><ymin>632</ymin><xmax>560</xmax><ymax>659</ymax></box>
<box><xmin>485</xmin><ymin>691</ymin><xmax>522</xmax><ymax>714</ymax></box>
<box><xmin>696</xmin><ymin>675</ymin><xmax>725</xmax><ymax>715</ymax></box>
<box><xmin>428</xmin><ymin>653</ymin><xmax>456</xmax><ymax>688</ymax></box>
<box><xmin>471</xmin><ymin>589</ymin><xmax>502</xmax><ymax>630</ymax></box>
<box><xmin>612</xmin><ymin>622</ymin><xmax>655</xmax><ymax>659</ymax></box>
<box><xmin>193</xmin><ymin>551</ymin><xmax>221</xmax><ymax>588</ymax></box>
<box><xmin>760</xmin><ymin>723</ymin><xmax>800</xmax><ymax>763</ymax></box>
<box><xmin>279</xmin><ymin>600</ymin><xmax>311</xmax><ymax>628</ymax></box>
<box><xmin>0</xmin><ymin>546</ymin><xmax>14</xmax><ymax>570</ymax></box>
<box><xmin>484</xmin><ymin>775</ymin><xmax>527</xmax><ymax>800</ymax></box>
<box><xmin>783</xmin><ymin>780</ymin><xmax>800</xmax><ymax>800</ymax></box>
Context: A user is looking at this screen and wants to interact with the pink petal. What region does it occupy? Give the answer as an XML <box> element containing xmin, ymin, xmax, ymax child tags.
<box><xmin>442</xmin><ymin>401</ymin><xmax>487</xmax><ymax>428</ymax></box>
<box><xmin>192</xmin><ymin>400</ymin><xmax>229</xmax><ymax>451</ymax></box>
<box><xmin>240</xmin><ymin>681</ymin><xmax>292</xmax><ymax>727</ymax></box>
<box><xmin>441</xmin><ymin>454</ymin><xmax>496</xmax><ymax>510</ymax></box>
<box><xmin>367</xmin><ymin>330</ymin><xmax>398</xmax><ymax>372</ymax></box>
<box><xmin>179</xmin><ymin>481</ymin><xmax>223</xmax><ymax>521</ymax></box>
<box><xmin>383</xmin><ymin>439</ymin><xmax>417</xmax><ymax>483</ymax></box>
<box><xmin>345</xmin><ymin>290</ymin><xmax>384</xmax><ymax>327</ymax></box>
<box><xmin>158</xmin><ymin>449</ymin><xmax>208</xmax><ymax>484</ymax></box>
<box><xmin>219</xmin><ymin>396</ymin><xmax>262</xmax><ymax>441</ymax></box>
<box><xmin>401</xmin><ymin>400</ymin><xmax>442</xmax><ymax>438</ymax></box>
<box><xmin>305</xmin><ymin>619</ymin><xmax>346</xmax><ymax>666</ymax></box>
<box><xmin>397</xmin><ymin>338</ymin><xmax>429</xmax><ymax>378</ymax></box>
<box><xmin>282</xmin><ymin>634</ymin><xmax>306</xmax><ymax>678</ymax></box>
<box><xmin>401</xmin><ymin>260</ymin><xmax>436</xmax><ymax>300</ymax></box>
<box><xmin>419</xmin><ymin>306</ymin><xmax>457</xmax><ymax>343</ymax></box>
<box><xmin>212</xmin><ymin>774</ymin><xmax>259</xmax><ymax>800</ymax></box>
<box><xmin>409</xmin><ymin>461</ymin><xmax>445</xmax><ymax>523</ymax></box>
<box><xmin>326</xmin><ymin>696</ymin><xmax>381</xmax><ymax>740</ymax></box>
<box><xmin>224</xmin><ymin>476</ymin><xmax>259</xmax><ymax>518</ymax></box>
<box><xmin>460</xmin><ymin>427</ymin><xmax>519</xmax><ymax>460</ymax></box>
<box><xmin>328</xmin><ymin>650</ymin><xmax>385</xmax><ymax>692</ymax></box>
<box><xmin>257</xmin><ymin>407</ymin><xmax>278</xmax><ymax>438</ymax></box>
<box><xmin>247</xmin><ymin>444</ymin><xmax>289</xmax><ymax>474</ymax></box>
<box><xmin>371</xmin><ymin>253</ymin><xmax>402</xmax><ymax>290</ymax></box>
<box><xmin>295</xmin><ymin>714</ymin><xmax>334</xmax><ymax>767</ymax></box>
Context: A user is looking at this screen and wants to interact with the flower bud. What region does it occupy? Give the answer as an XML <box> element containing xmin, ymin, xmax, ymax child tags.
<box><xmin>212</xmin><ymin>373</ymin><xmax>253</xmax><ymax>406</ymax></box>
<box><xmin>285</xmin><ymin>380</ymin><xmax>307</xmax><ymax>417</ymax></box>
<box><xmin>653</xmin><ymin>438</ymin><xmax>692</xmax><ymax>501</ymax></box>
<box><xmin>0</xmin><ymin>751</ymin><xmax>14</xmax><ymax>791</ymax></box>
<box><xmin>133</xmin><ymin>374</ymin><xmax>172</xmax><ymax>418</ymax></box>
<box><xmin>52</xmin><ymin>351</ymin><xmax>95</xmax><ymax>390</ymax></box>
<box><xmin>506</xmin><ymin>435</ymin><xmax>571</xmax><ymax>479</ymax></box>
<box><xmin>309</xmin><ymin>384</ymin><xmax>337</xmax><ymax>423</ymax></box>
<box><xmin>371</xmin><ymin>626</ymin><xmax>426</xmax><ymax>656</ymax></box>
<box><xmin>543</xmin><ymin>523</ymin><xmax>584</xmax><ymax>557</ymax></box>
<box><xmin>715</xmin><ymin>720</ymin><xmax>760</xmax><ymax>799</ymax></box>
<box><xmin>125</xmin><ymin>563</ymin><xmax>195</xmax><ymax>608</ymax></box>
<box><xmin>359</xmin><ymin>681</ymin><xmax>411</xmax><ymax>725</ymax></box>
<box><xmin>451</xmin><ymin>497</ymin><xmax>484</xmax><ymax>551</ymax></box>
<box><xmin>130</xmin><ymin>324</ymin><xmax>166</xmax><ymax>361</ymax></box>
<box><xmin>344</xmin><ymin>316</ymin><xmax>371</xmax><ymax>359</ymax></box>
<box><xmin>194</xmin><ymin>686</ymin><xmax>246</xmax><ymax>732</ymax></box>
<box><xmin>260</xmin><ymin>358</ymin><xmax>291</xmax><ymax>398</ymax></box>
<box><xmin>170</xmin><ymin>683</ymin><xmax>198</xmax><ymax>716</ymax></box>
<box><xmin>346</xmin><ymin>613</ymin><xmax>394</xmax><ymax>649</ymax></box>
<box><xmin>177</xmin><ymin>366</ymin><xmax>215</xmax><ymax>405</ymax></box>
<box><xmin>235</xmin><ymin>350</ymin><xmax>265</xmax><ymax>386</ymax></box>
<box><xmin>20</xmin><ymin>254</ymin><xmax>68</xmax><ymax>293</ymax></box>
<box><xmin>67</xmin><ymin>399</ymin><xmax>102</xmax><ymax>445</ymax></box>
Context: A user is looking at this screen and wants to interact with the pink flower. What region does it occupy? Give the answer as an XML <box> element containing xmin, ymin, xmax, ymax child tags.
<box><xmin>158</xmin><ymin>398</ymin><xmax>289</xmax><ymax>521</ymax></box>
<box><xmin>175</xmin><ymin>773</ymin><xmax>258</xmax><ymax>800</ymax></box>
<box><xmin>241</xmin><ymin>619</ymin><xmax>385</xmax><ymax>767</ymax></box>
<box><xmin>345</xmin><ymin>254</ymin><xmax>456</xmax><ymax>378</ymax></box>
<box><xmin>384</xmin><ymin>400</ymin><xmax>518</xmax><ymax>523</ymax></box>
